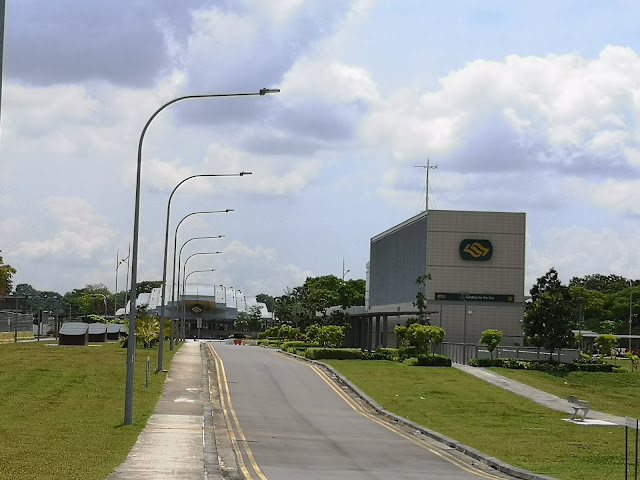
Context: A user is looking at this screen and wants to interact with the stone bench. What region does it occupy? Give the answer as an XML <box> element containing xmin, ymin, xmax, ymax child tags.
<box><xmin>568</xmin><ymin>395</ymin><xmax>591</xmax><ymax>421</ymax></box>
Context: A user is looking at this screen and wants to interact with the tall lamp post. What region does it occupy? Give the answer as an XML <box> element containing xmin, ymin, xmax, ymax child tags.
<box><xmin>183</xmin><ymin>269</ymin><xmax>216</xmax><ymax>339</ymax></box>
<box><xmin>170</xmin><ymin>210</ymin><xmax>232</xmax><ymax>342</ymax></box>
<box><xmin>115</xmin><ymin>249</ymin><xmax>130</xmax><ymax>317</ymax></box>
<box><xmin>175</xmin><ymin>235</ymin><xmax>225</xmax><ymax>346</ymax></box>
<box><xmin>630</xmin><ymin>280</ymin><xmax>634</xmax><ymax>352</ymax></box>
<box><xmin>124</xmin><ymin>87</ymin><xmax>279</xmax><ymax>425</ymax></box>
<box><xmin>92</xmin><ymin>294</ymin><xmax>108</xmax><ymax>316</ymax></box>
<box><xmin>158</xmin><ymin>175</ymin><xmax>246</xmax><ymax>372</ymax></box>
<box><xmin>461</xmin><ymin>293</ymin><xmax>468</xmax><ymax>363</ymax></box>
<box><xmin>180</xmin><ymin>252</ymin><xmax>221</xmax><ymax>334</ymax></box>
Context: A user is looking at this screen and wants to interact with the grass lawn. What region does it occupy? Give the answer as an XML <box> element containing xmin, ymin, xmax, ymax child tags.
<box><xmin>0</xmin><ymin>340</ymin><xmax>179</xmax><ymax>479</ymax></box>
<box><xmin>489</xmin><ymin>367</ymin><xmax>640</xmax><ymax>419</ymax></box>
<box><xmin>325</xmin><ymin>360</ymin><xmax>628</xmax><ymax>480</ymax></box>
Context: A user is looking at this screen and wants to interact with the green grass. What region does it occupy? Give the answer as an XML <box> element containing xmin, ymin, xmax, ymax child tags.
<box><xmin>490</xmin><ymin>367</ymin><xmax>640</xmax><ymax>419</ymax></box>
<box><xmin>325</xmin><ymin>360</ymin><xmax>629</xmax><ymax>480</ymax></box>
<box><xmin>0</xmin><ymin>340</ymin><xmax>179</xmax><ymax>479</ymax></box>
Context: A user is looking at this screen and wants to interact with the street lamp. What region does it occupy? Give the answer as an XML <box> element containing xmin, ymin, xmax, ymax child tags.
<box><xmin>175</xmin><ymin>235</ymin><xmax>225</xmax><ymax>345</ymax></box>
<box><xmin>180</xmin><ymin>252</ymin><xmax>221</xmax><ymax>336</ymax></box>
<box><xmin>124</xmin><ymin>87</ymin><xmax>279</xmax><ymax>425</ymax></box>
<box><xmin>115</xmin><ymin>248</ymin><xmax>130</xmax><ymax>317</ymax></box>
<box><xmin>183</xmin><ymin>269</ymin><xmax>216</xmax><ymax>339</ymax></box>
<box><xmin>170</xmin><ymin>210</ymin><xmax>232</xmax><ymax>342</ymax></box>
<box><xmin>630</xmin><ymin>280</ymin><xmax>634</xmax><ymax>352</ymax></box>
<box><xmin>92</xmin><ymin>294</ymin><xmax>108</xmax><ymax>316</ymax></box>
<box><xmin>158</xmin><ymin>175</ymin><xmax>247</xmax><ymax>372</ymax></box>
<box><xmin>461</xmin><ymin>293</ymin><xmax>468</xmax><ymax>363</ymax></box>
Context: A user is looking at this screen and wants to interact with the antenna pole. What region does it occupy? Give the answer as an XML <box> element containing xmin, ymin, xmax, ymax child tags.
<box><xmin>414</xmin><ymin>158</ymin><xmax>438</xmax><ymax>211</ymax></box>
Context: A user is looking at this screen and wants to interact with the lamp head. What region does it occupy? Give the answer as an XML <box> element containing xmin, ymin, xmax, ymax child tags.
<box><xmin>259</xmin><ymin>88</ymin><xmax>280</xmax><ymax>95</ymax></box>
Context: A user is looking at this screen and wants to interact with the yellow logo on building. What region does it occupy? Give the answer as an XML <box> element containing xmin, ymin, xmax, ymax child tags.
<box><xmin>459</xmin><ymin>239</ymin><xmax>493</xmax><ymax>261</ymax></box>
<box><xmin>191</xmin><ymin>305</ymin><xmax>203</xmax><ymax>314</ymax></box>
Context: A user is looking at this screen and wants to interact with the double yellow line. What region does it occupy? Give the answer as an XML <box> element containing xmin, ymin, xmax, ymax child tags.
<box><xmin>209</xmin><ymin>343</ymin><xmax>504</xmax><ymax>480</ymax></box>
<box><xmin>208</xmin><ymin>343</ymin><xmax>267</xmax><ymax>480</ymax></box>
<box><xmin>306</xmin><ymin>361</ymin><xmax>505</xmax><ymax>480</ymax></box>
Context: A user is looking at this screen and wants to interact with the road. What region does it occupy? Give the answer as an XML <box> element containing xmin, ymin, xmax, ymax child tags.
<box><xmin>207</xmin><ymin>342</ymin><xmax>514</xmax><ymax>480</ymax></box>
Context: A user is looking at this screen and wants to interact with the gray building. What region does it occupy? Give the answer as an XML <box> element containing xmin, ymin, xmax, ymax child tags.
<box><xmin>367</xmin><ymin>209</ymin><xmax>525</xmax><ymax>347</ymax></box>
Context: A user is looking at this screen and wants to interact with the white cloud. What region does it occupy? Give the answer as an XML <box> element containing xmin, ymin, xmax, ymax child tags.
<box><xmin>13</xmin><ymin>197</ymin><xmax>113</xmax><ymax>260</ymax></box>
<box><xmin>573</xmin><ymin>178</ymin><xmax>640</xmax><ymax>216</ymax></box>
<box><xmin>281</xmin><ymin>58</ymin><xmax>379</xmax><ymax>103</ymax></box>
<box><xmin>527</xmin><ymin>225</ymin><xmax>640</xmax><ymax>290</ymax></box>
<box><xmin>361</xmin><ymin>46</ymin><xmax>640</xmax><ymax>167</ymax></box>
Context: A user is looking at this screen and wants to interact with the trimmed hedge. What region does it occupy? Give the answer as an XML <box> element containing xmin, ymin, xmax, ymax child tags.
<box><xmin>417</xmin><ymin>354</ymin><xmax>452</xmax><ymax>367</ymax></box>
<box><xmin>257</xmin><ymin>339</ymin><xmax>284</xmax><ymax>347</ymax></box>
<box><xmin>469</xmin><ymin>357</ymin><xmax>619</xmax><ymax>373</ymax></box>
<box><xmin>305</xmin><ymin>348</ymin><xmax>364</xmax><ymax>360</ymax></box>
<box><xmin>282</xmin><ymin>341</ymin><xmax>319</xmax><ymax>351</ymax></box>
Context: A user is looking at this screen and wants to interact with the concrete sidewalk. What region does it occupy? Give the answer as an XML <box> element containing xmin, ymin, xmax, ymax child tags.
<box><xmin>454</xmin><ymin>363</ymin><xmax>626</xmax><ymax>425</ymax></box>
<box><xmin>108</xmin><ymin>341</ymin><xmax>221</xmax><ymax>480</ymax></box>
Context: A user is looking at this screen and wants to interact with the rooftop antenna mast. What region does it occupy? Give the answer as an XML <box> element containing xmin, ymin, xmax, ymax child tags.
<box><xmin>414</xmin><ymin>157</ymin><xmax>438</xmax><ymax>212</ymax></box>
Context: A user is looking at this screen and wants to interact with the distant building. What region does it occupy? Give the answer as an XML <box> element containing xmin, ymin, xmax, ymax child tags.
<box><xmin>367</xmin><ymin>209</ymin><xmax>525</xmax><ymax>347</ymax></box>
<box><xmin>124</xmin><ymin>284</ymin><xmax>249</xmax><ymax>339</ymax></box>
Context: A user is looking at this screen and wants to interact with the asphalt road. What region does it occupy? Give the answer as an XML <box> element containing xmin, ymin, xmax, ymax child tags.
<box><xmin>209</xmin><ymin>342</ymin><xmax>513</xmax><ymax>480</ymax></box>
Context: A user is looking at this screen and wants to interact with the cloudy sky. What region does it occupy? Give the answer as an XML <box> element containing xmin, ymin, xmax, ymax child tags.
<box><xmin>1</xmin><ymin>0</ymin><xmax>639</xmax><ymax>300</ymax></box>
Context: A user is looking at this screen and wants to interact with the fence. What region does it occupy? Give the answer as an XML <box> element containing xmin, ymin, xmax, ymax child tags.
<box><xmin>0</xmin><ymin>311</ymin><xmax>35</xmax><ymax>341</ymax></box>
<box><xmin>434</xmin><ymin>342</ymin><xmax>581</xmax><ymax>365</ymax></box>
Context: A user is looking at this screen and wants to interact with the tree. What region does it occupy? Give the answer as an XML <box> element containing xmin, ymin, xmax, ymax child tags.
<box><xmin>256</xmin><ymin>293</ymin><xmax>275</xmax><ymax>312</ymax></box>
<box><xmin>0</xmin><ymin>251</ymin><xmax>16</xmax><ymax>295</ymax></box>
<box><xmin>316</xmin><ymin>325</ymin><xmax>346</xmax><ymax>348</ymax></box>
<box><xmin>406</xmin><ymin>323</ymin><xmax>429</xmax><ymax>354</ymax></box>
<box><xmin>594</xmin><ymin>334</ymin><xmax>618</xmax><ymax>357</ymax></box>
<box><xmin>569</xmin><ymin>274</ymin><xmax>630</xmax><ymax>294</ymax></box>
<box><xmin>407</xmin><ymin>275</ymin><xmax>431</xmax><ymax>325</ymax></box>
<box><xmin>137</xmin><ymin>281</ymin><xmax>162</xmax><ymax>294</ymax></box>
<box><xmin>234</xmin><ymin>306</ymin><xmax>263</xmax><ymax>332</ymax></box>
<box><xmin>523</xmin><ymin>268</ymin><xmax>574</xmax><ymax>354</ymax></box>
<box><xmin>480</xmin><ymin>329</ymin><xmax>503</xmax><ymax>359</ymax></box>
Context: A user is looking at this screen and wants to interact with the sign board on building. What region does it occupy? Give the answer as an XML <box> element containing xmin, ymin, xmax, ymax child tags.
<box><xmin>435</xmin><ymin>293</ymin><xmax>514</xmax><ymax>303</ymax></box>
<box><xmin>459</xmin><ymin>239</ymin><xmax>493</xmax><ymax>261</ymax></box>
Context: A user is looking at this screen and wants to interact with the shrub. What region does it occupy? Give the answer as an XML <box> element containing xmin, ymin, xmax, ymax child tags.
<box><xmin>468</xmin><ymin>357</ymin><xmax>617</xmax><ymax>373</ymax></box>
<box><xmin>305</xmin><ymin>348</ymin><xmax>364</xmax><ymax>360</ymax></box>
<box><xmin>257</xmin><ymin>339</ymin><xmax>283</xmax><ymax>347</ymax></box>
<box><xmin>479</xmin><ymin>329</ymin><xmax>503</xmax><ymax>359</ymax></box>
<box><xmin>417</xmin><ymin>354</ymin><xmax>452</xmax><ymax>367</ymax></box>
<box><xmin>403</xmin><ymin>357</ymin><xmax>418</xmax><ymax>366</ymax></box>
<box><xmin>368</xmin><ymin>347</ymin><xmax>399</xmax><ymax>361</ymax></box>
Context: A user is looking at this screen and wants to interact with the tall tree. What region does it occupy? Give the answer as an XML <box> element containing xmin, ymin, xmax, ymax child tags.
<box><xmin>0</xmin><ymin>251</ymin><xmax>16</xmax><ymax>295</ymax></box>
<box><xmin>256</xmin><ymin>293</ymin><xmax>275</xmax><ymax>312</ymax></box>
<box><xmin>524</xmin><ymin>268</ymin><xmax>574</xmax><ymax>353</ymax></box>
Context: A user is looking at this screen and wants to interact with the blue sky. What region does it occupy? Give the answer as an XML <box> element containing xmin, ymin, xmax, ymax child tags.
<box><xmin>1</xmin><ymin>0</ymin><xmax>639</xmax><ymax>299</ymax></box>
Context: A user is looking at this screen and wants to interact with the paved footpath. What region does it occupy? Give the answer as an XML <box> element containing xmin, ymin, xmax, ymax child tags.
<box><xmin>108</xmin><ymin>340</ymin><xmax>221</xmax><ymax>480</ymax></box>
<box><xmin>453</xmin><ymin>364</ymin><xmax>626</xmax><ymax>425</ymax></box>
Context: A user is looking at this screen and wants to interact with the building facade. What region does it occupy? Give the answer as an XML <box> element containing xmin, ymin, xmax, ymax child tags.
<box><xmin>368</xmin><ymin>209</ymin><xmax>526</xmax><ymax>347</ymax></box>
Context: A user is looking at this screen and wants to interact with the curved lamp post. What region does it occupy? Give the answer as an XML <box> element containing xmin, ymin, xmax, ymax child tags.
<box><xmin>92</xmin><ymin>294</ymin><xmax>108</xmax><ymax>316</ymax></box>
<box><xmin>175</xmin><ymin>235</ymin><xmax>225</xmax><ymax>344</ymax></box>
<box><xmin>170</xmin><ymin>211</ymin><xmax>232</xmax><ymax>343</ymax></box>
<box><xmin>179</xmin><ymin>251</ymin><xmax>221</xmax><ymax>336</ymax></box>
<box><xmin>158</xmin><ymin>175</ymin><xmax>247</xmax><ymax>372</ymax></box>
<box><xmin>124</xmin><ymin>87</ymin><xmax>279</xmax><ymax>425</ymax></box>
<box><xmin>114</xmin><ymin>249</ymin><xmax>130</xmax><ymax>317</ymax></box>
<box><xmin>183</xmin><ymin>269</ymin><xmax>216</xmax><ymax>339</ymax></box>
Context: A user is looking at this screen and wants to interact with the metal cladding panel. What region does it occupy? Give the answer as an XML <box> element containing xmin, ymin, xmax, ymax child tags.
<box><xmin>369</xmin><ymin>215</ymin><xmax>427</xmax><ymax>308</ymax></box>
<box><xmin>59</xmin><ymin>322</ymin><xmax>89</xmax><ymax>335</ymax></box>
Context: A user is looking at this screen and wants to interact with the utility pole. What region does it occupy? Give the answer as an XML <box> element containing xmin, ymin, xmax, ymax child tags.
<box><xmin>414</xmin><ymin>158</ymin><xmax>438</xmax><ymax>212</ymax></box>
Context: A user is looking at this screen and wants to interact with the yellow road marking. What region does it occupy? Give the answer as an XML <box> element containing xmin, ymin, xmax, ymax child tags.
<box><xmin>208</xmin><ymin>343</ymin><xmax>268</xmax><ymax>480</ymax></box>
<box><xmin>307</xmin><ymin>362</ymin><xmax>506</xmax><ymax>480</ymax></box>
